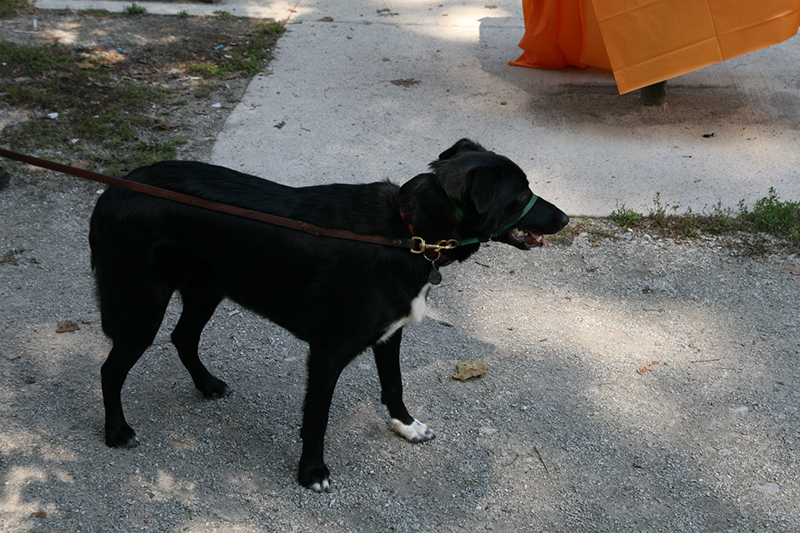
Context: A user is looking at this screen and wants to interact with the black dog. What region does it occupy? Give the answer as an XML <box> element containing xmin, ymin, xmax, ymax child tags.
<box><xmin>89</xmin><ymin>139</ymin><xmax>569</xmax><ymax>492</ymax></box>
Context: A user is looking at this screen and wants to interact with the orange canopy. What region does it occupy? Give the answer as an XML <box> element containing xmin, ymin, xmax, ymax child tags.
<box><xmin>510</xmin><ymin>0</ymin><xmax>800</xmax><ymax>94</ymax></box>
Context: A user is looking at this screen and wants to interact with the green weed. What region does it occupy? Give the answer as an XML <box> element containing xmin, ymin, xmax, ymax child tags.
<box><xmin>607</xmin><ymin>191</ymin><xmax>800</xmax><ymax>249</ymax></box>
<box><xmin>183</xmin><ymin>20</ymin><xmax>285</xmax><ymax>79</ymax></box>
<box><xmin>123</xmin><ymin>3</ymin><xmax>146</xmax><ymax>15</ymax></box>
<box><xmin>738</xmin><ymin>188</ymin><xmax>800</xmax><ymax>243</ymax></box>
<box><xmin>0</xmin><ymin>0</ymin><xmax>27</xmax><ymax>19</ymax></box>
<box><xmin>258</xmin><ymin>21</ymin><xmax>286</xmax><ymax>37</ymax></box>
<box><xmin>187</xmin><ymin>62</ymin><xmax>221</xmax><ymax>79</ymax></box>
<box><xmin>213</xmin><ymin>10</ymin><xmax>236</xmax><ymax>21</ymax></box>
<box><xmin>609</xmin><ymin>204</ymin><xmax>644</xmax><ymax>229</ymax></box>
<box><xmin>649</xmin><ymin>192</ymin><xmax>680</xmax><ymax>229</ymax></box>
<box><xmin>0</xmin><ymin>42</ymin><xmax>72</xmax><ymax>73</ymax></box>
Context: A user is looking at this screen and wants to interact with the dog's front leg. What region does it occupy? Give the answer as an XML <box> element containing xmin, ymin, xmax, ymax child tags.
<box><xmin>373</xmin><ymin>329</ymin><xmax>435</xmax><ymax>443</ymax></box>
<box><xmin>298</xmin><ymin>346</ymin><xmax>348</xmax><ymax>493</ymax></box>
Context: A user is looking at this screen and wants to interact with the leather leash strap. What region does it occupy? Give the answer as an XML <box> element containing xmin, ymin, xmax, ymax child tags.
<box><xmin>0</xmin><ymin>147</ymin><xmax>421</xmax><ymax>251</ymax></box>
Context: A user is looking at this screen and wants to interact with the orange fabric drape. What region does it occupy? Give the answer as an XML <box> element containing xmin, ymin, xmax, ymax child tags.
<box><xmin>511</xmin><ymin>0</ymin><xmax>800</xmax><ymax>94</ymax></box>
<box><xmin>509</xmin><ymin>0</ymin><xmax>610</xmax><ymax>70</ymax></box>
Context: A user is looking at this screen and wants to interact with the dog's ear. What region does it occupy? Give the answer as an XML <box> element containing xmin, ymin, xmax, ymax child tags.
<box><xmin>468</xmin><ymin>167</ymin><xmax>498</xmax><ymax>215</ymax></box>
<box><xmin>438</xmin><ymin>138</ymin><xmax>487</xmax><ymax>160</ymax></box>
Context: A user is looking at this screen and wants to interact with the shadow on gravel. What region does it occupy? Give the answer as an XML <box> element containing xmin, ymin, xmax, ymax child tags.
<box><xmin>430</xmin><ymin>237</ymin><xmax>800</xmax><ymax>531</ymax></box>
<box><xmin>2</xmin><ymin>176</ymin><xmax>800</xmax><ymax>532</ymax></box>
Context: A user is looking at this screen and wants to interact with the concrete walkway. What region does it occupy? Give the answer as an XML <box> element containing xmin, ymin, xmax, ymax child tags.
<box><xmin>37</xmin><ymin>0</ymin><xmax>800</xmax><ymax>216</ymax></box>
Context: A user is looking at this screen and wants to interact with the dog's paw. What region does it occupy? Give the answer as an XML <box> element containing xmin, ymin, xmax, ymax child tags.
<box><xmin>309</xmin><ymin>477</ymin><xmax>332</xmax><ymax>493</ymax></box>
<box><xmin>391</xmin><ymin>418</ymin><xmax>435</xmax><ymax>443</ymax></box>
<box><xmin>198</xmin><ymin>376</ymin><xmax>232</xmax><ymax>398</ymax></box>
<box><xmin>298</xmin><ymin>463</ymin><xmax>333</xmax><ymax>493</ymax></box>
<box><xmin>105</xmin><ymin>425</ymin><xmax>139</xmax><ymax>448</ymax></box>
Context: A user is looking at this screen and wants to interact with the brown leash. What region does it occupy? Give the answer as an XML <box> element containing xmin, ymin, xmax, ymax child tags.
<box><xmin>0</xmin><ymin>147</ymin><xmax>457</xmax><ymax>254</ymax></box>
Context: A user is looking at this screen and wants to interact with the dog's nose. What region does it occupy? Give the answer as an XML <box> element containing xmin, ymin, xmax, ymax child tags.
<box><xmin>559</xmin><ymin>212</ymin><xmax>570</xmax><ymax>230</ymax></box>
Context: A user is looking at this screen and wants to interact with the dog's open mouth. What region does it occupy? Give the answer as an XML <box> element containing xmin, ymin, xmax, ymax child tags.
<box><xmin>508</xmin><ymin>228</ymin><xmax>547</xmax><ymax>249</ymax></box>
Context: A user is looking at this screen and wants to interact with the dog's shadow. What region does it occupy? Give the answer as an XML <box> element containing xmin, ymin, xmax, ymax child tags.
<box><xmin>106</xmin><ymin>296</ymin><xmax>499</xmax><ymax>493</ymax></box>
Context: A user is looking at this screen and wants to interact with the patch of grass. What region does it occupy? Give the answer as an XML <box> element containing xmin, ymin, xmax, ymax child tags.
<box><xmin>122</xmin><ymin>3</ymin><xmax>146</xmax><ymax>15</ymax></box>
<box><xmin>125</xmin><ymin>139</ymin><xmax>188</xmax><ymax>169</ymax></box>
<box><xmin>1</xmin><ymin>12</ymin><xmax>285</xmax><ymax>175</ymax></box>
<box><xmin>88</xmin><ymin>135</ymin><xmax>184</xmax><ymax>176</ymax></box>
<box><xmin>86</xmin><ymin>138</ymin><xmax>187</xmax><ymax>176</ymax></box>
<box><xmin>258</xmin><ymin>20</ymin><xmax>286</xmax><ymax>37</ymax></box>
<box><xmin>213</xmin><ymin>10</ymin><xmax>236</xmax><ymax>21</ymax></box>
<box><xmin>184</xmin><ymin>20</ymin><xmax>285</xmax><ymax>78</ymax></box>
<box><xmin>0</xmin><ymin>0</ymin><xmax>27</xmax><ymax>19</ymax></box>
<box><xmin>187</xmin><ymin>62</ymin><xmax>222</xmax><ymax>79</ymax></box>
<box><xmin>1</xmin><ymin>41</ymin><xmax>171</xmax><ymax>174</ymax></box>
<box><xmin>649</xmin><ymin>192</ymin><xmax>680</xmax><ymax>229</ymax></box>
<box><xmin>609</xmin><ymin>204</ymin><xmax>644</xmax><ymax>229</ymax></box>
<box><xmin>0</xmin><ymin>41</ymin><xmax>72</xmax><ymax>73</ymax></box>
<box><xmin>4</xmin><ymin>119</ymin><xmax>66</xmax><ymax>150</ymax></box>
<box><xmin>738</xmin><ymin>188</ymin><xmax>800</xmax><ymax>243</ymax></box>
<box><xmin>606</xmin><ymin>190</ymin><xmax>800</xmax><ymax>250</ymax></box>
<box><xmin>112</xmin><ymin>79</ymin><xmax>165</xmax><ymax>108</ymax></box>
<box><xmin>2</xmin><ymin>84</ymin><xmax>50</xmax><ymax>107</ymax></box>
<box><xmin>192</xmin><ymin>80</ymin><xmax>217</xmax><ymax>98</ymax></box>
<box><xmin>696</xmin><ymin>201</ymin><xmax>737</xmax><ymax>234</ymax></box>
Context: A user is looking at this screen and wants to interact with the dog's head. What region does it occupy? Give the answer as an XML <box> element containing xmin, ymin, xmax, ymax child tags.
<box><xmin>431</xmin><ymin>139</ymin><xmax>569</xmax><ymax>250</ymax></box>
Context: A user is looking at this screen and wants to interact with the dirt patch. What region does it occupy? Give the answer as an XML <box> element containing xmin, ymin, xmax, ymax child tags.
<box><xmin>0</xmin><ymin>8</ymin><xmax>283</xmax><ymax>174</ymax></box>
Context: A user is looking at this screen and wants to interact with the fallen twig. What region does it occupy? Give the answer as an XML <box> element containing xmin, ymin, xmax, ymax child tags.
<box><xmin>534</xmin><ymin>445</ymin><xmax>550</xmax><ymax>475</ymax></box>
<box><xmin>636</xmin><ymin>361</ymin><xmax>660</xmax><ymax>374</ymax></box>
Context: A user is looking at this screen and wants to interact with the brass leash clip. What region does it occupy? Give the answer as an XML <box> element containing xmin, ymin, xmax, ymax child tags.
<box><xmin>410</xmin><ymin>237</ymin><xmax>458</xmax><ymax>254</ymax></box>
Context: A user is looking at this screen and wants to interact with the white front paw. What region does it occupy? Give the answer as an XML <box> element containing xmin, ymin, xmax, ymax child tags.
<box><xmin>310</xmin><ymin>478</ymin><xmax>332</xmax><ymax>493</ymax></box>
<box><xmin>391</xmin><ymin>418</ymin><xmax>435</xmax><ymax>443</ymax></box>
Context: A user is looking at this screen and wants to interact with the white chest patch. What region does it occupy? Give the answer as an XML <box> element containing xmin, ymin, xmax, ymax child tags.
<box><xmin>378</xmin><ymin>283</ymin><xmax>431</xmax><ymax>343</ymax></box>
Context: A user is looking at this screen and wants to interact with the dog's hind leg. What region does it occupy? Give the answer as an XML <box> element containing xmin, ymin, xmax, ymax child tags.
<box><xmin>102</xmin><ymin>342</ymin><xmax>151</xmax><ymax>448</ymax></box>
<box><xmin>171</xmin><ymin>288</ymin><xmax>231</xmax><ymax>398</ymax></box>
<box><xmin>100</xmin><ymin>290</ymin><xmax>170</xmax><ymax>448</ymax></box>
<box><xmin>373</xmin><ymin>329</ymin><xmax>435</xmax><ymax>443</ymax></box>
<box><xmin>97</xmin><ymin>267</ymin><xmax>171</xmax><ymax>448</ymax></box>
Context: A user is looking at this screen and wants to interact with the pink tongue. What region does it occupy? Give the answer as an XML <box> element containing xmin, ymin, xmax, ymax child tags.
<box><xmin>541</xmin><ymin>236</ymin><xmax>548</xmax><ymax>248</ymax></box>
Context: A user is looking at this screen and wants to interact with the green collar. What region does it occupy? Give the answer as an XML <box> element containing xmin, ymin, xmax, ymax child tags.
<box><xmin>442</xmin><ymin>190</ymin><xmax>539</xmax><ymax>246</ymax></box>
<box><xmin>442</xmin><ymin>186</ymin><xmax>468</xmax><ymax>218</ymax></box>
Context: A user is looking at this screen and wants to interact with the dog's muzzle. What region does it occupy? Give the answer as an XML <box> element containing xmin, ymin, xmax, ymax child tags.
<box><xmin>506</xmin><ymin>228</ymin><xmax>547</xmax><ymax>249</ymax></box>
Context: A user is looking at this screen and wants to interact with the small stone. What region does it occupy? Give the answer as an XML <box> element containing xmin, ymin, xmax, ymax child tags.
<box><xmin>755</xmin><ymin>483</ymin><xmax>779</xmax><ymax>494</ymax></box>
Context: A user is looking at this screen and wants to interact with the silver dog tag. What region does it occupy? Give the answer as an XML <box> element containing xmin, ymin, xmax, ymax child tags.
<box><xmin>428</xmin><ymin>266</ymin><xmax>442</xmax><ymax>285</ymax></box>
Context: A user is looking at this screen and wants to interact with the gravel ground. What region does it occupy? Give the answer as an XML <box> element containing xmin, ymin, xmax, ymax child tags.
<box><xmin>1</xmin><ymin>163</ymin><xmax>799</xmax><ymax>532</ymax></box>
<box><xmin>4</xmin><ymin>7</ymin><xmax>800</xmax><ymax>533</ymax></box>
